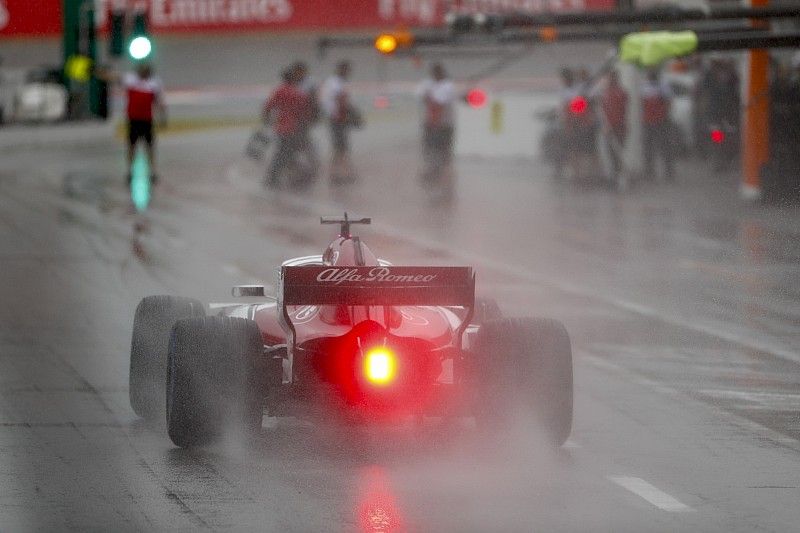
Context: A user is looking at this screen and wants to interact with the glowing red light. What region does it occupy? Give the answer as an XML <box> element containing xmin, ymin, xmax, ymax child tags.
<box><xmin>466</xmin><ymin>88</ymin><xmax>487</xmax><ymax>109</ymax></box>
<box><xmin>710</xmin><ymin>129</ymin><xmax>725</xmax><ymax>144</ymax></box>
<box><xmin>569</xmin><ymin>96</ymin><xmax>588</xmax><ymax>115</ymax></box>
<box><xmin>364</xmin><ymin>348</ymin><xmax>396</xmax><ymax>386</ymax></box>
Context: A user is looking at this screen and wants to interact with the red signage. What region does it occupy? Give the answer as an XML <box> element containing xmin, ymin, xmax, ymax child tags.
<box><xmin>1</xmin><ymin>0</ymin><xmax>615</xmax><ymax>38</ymax></box>
<box><xmin>1</xmin><ymin>1</ymin><xmax>64</xmax><ymax>37</ymax></box>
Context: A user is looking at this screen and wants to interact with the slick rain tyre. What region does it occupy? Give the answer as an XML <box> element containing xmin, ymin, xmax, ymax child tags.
<box><xmin>472</xmin><ymin>317</ymin><xmax>573</xmax><ymax>447</ymax></box>
<box><xmin>129</xmin><ymin>295</ymin><xmax>204</xmax><ymax>420</ymax></box>
<box><xmin>166</xmin><ymin>316</ymin><xmax>263</xmax><ymax>448</ymax></box>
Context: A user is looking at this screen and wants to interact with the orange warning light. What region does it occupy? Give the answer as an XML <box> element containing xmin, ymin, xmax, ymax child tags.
<box><xmin>539</xmin><ymin>26</ymin><xmax>558</xmax><ymax>42</ymax></box>
<box><xmin>375</xmin><ymin>34</ymin><xmax>398</xmax><ymax>54</ymax></box>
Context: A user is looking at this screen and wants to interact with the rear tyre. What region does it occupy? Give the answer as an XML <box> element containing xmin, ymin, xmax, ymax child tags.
<box><xmin>166</xmin><ymin>316</ymin><xmax>263</xmax><ymax>448</ymax></box>
<box><xmin>129</xmin><ymin>295</ymin><xmax>204</xmax><ymax>420</ymax></box>
<box><xmin>472</xmin><ymin>317</ymin><xmax>573</xmax><ymax>446</ymax></box>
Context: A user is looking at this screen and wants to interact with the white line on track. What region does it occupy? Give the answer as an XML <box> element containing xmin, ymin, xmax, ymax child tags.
<box><xmin>608</xmin><ymin>476</ymin><xmax>694</xmax><ymax>513</ymax></box>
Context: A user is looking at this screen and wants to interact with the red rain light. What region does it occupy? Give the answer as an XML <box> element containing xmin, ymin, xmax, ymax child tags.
<box><xmin>569</xmin><ymin>95</ymin><xmax>588</xmax><ymax>115</ymax></box>
<box><xmin>363</xmin><ymin>347</ymin><xmax>396</xmax><ymax>386</ymax></box>
<box><xmin>466</xmin><ymin>88</ymin><xmax>487</xmax><ymax>109</ymax></box>
<box><xmin>710</xmin><ymin>129</ymin><xmax>725</xmax><ymax>144</ymax></box>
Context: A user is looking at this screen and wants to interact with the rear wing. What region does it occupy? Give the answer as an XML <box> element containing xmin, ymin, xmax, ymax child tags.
<box><xmin>281</xmin><ymin>266</ymin><xmax>474</xmax><ymax>306</ymax></box>
<box><xmin>278</xmin><ymin>265</ymin><xmax>475</xmax><ymax>348</ymax></box>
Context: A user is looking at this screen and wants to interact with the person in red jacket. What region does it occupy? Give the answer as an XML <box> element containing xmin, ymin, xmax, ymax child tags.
<box><xmin>122</xmin><ymin>63</ymin><xmax>166</xmax><ymax>184</ymax></box>
<box><xmin>263</xmin><ymin>67</ymin><xmax>308</xmax><ymax>188</ymax></box>
<box><xmin>641</xmin><ymin>70</ymin><xmax>674</xmax><ymax>181</ymax></box>
<box><xmin>602</xmin><ymin>70</ymin><xmax>628</xmax><ymax>176</ymax></box>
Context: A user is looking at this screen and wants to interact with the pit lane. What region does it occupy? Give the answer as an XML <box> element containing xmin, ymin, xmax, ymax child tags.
<box><xmin>1</xmin><ymin>35</ymin><xmax>799</xmax><ymax>532</ymax></box>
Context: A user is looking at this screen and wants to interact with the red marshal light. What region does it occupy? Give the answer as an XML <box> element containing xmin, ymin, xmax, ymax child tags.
<box><xmin>466</xmin><ymin>88</ymin><xmax>487</xmax><ymax>109</ymax></box>
<box><xmin>710</xmin><ymin>128</ymin><xmax>725</xmax><ymax>144</ymax></box>
<box><xmin>363</xmin><ymin>347</ymin><xmax>396</xmax><ymax>386</ymax></box>
<box><xmin>569</xmin><ymin>95</ymin><xmax>588</xmax><ymax>115</ymax></box>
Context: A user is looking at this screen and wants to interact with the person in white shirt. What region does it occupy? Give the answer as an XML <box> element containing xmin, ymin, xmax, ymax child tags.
<box><xmin>417</xmin><ymin>63</ymin><xmax>456</xmax><ymax>186</ymax></box>
<box><xmin>320</xmin><ymin>61</ymin><xmax>358</xmax><ymax>183</ymax></box>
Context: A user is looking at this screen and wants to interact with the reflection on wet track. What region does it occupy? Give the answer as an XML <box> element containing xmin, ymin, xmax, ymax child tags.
<box><xmin>356</xmin><ymin>467</ymin><xmax>404</xmax><ymax>533</ymax></box>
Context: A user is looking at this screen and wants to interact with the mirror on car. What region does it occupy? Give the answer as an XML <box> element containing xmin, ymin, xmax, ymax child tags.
<box><xmin>232</xmin><ymin>285</ymin><xmax>265</xmax><ymax>297</ymax></box>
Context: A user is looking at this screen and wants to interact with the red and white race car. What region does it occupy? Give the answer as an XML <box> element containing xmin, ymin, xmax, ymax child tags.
<box><xmin>129</xmin><ymin>215</ymin><xmax>573</xmax><ymax>448</ymax></box>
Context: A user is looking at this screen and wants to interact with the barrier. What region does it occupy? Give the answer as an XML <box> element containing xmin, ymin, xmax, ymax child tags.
<box><xmin>456</xmin><ymin>91</ymin><xmax>559</xmax><ymax>158</ymax></box>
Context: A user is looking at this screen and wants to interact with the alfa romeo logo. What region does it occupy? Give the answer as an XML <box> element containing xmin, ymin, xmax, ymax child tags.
<box><xmin>316</xmin><ymin>267</ymin><xmax>437</xmax><ymax>285</ymax></box>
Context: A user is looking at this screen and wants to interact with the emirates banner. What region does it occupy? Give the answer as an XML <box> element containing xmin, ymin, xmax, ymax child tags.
<box><xmin>1</xmin><ymin>0</ymin><xmax>614</xmax><ymax>38</ymax></box>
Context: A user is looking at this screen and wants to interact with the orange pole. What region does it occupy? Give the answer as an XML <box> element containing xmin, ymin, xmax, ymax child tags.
<box><xmin>742</xmin><ymin>0</ymin><xmax>770</xmax><ymax>200</ymax></box>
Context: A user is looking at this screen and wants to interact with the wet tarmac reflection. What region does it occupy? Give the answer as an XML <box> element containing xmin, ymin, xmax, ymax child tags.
<box><xmin>356</xmin><ymin>466</ymin><xmax>405</xmax><ymax>533</ymax></box>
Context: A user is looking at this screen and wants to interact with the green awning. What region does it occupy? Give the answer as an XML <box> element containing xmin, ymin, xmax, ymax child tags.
<box><xmin>619</xmin><ymin>31</ymin><xmax>699</xmax><ymax>67</ymax></box>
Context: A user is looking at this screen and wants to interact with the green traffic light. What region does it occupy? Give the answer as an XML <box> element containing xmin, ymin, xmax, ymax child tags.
<box><xmin>129</xmin><ymin>36</ymin><xmax>152</xmax><ymax>60</ymax></box>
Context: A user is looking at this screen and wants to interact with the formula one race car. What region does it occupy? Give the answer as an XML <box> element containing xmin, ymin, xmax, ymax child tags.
<box><xmin>129</xmin><ymin>215</ymin><xmax>573</xmax><ymax>448</ymax></box>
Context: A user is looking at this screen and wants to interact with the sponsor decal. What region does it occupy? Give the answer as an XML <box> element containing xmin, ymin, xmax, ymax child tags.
<box><xmin>316</xmin><ymin>267</ymin><xmax>438</xmax><ymax>285</ymax></box>
<box><xmin>293</xmin><ymin>304</ymin><xmax>319</xmax><ymax>324</ymax></box>
<box><xmin>399</xmin><ymin>307</ymin><xmax>430</xmax><ymax>326</ymax></box>
<box><xmin>0</xmin><ymin>0</ymin><xmax>611</xmax><ymax>37</ymax></box>
<box><xmin>150</xmin><ymin>0</ymin><xmax>293</xmax><ymax>27</ymax></box>
<box><xmin>454</xmin><ymin>0</ymin><xmax>592</xmax><ymax>11</ymax></box>
<box><xmin>378</xmin><ymin>0</ymin><xmax>437</xmax><ymax>25</ymax></box>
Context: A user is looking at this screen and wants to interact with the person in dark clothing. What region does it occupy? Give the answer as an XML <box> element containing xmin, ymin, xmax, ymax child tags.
<box><xmin>704</xmin><ymin>59</ymin><xmax>741</xmax><ymax>170</ymax></box>
<box><xmin>417</xmin><ymin>63</ymin><xmax>456</xmax><ymax>186</ymax></box>
<box><xmin>291</xmin><ymin>61</ymin><xmax>320</xmax><ymax>179</ymax></box>
<box><xmin>641</xmin><ymin>70</ymin><xmax>674</xmax><ymax>181</ymax></box>
<box><xmin>562</xmin><ymin>67</ymin><xmax>598</xmax><ymax>180</ymax></box>
<box><xmin>321</xmin><ymin>60</ymin><xmax>359</xmax><ymax>183</ymax></box>
<box><xmin>554</xmin><ymin>68</ymin><xmax>577</xmax><ymax>179</ymax></box>
<box><xmin>602</xmin><ymin>70</ymin><xmax>628</xmax><ymax>176</ymax></box>
<box><xmin>706</xmin><ymin>60</ymin><xmax>740</xmax><ymax>127</ymax></box>
<box><xmin>263</xmin><ymin>68</ymin><xmax>307</xmax><ymax>188</ymax></box>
